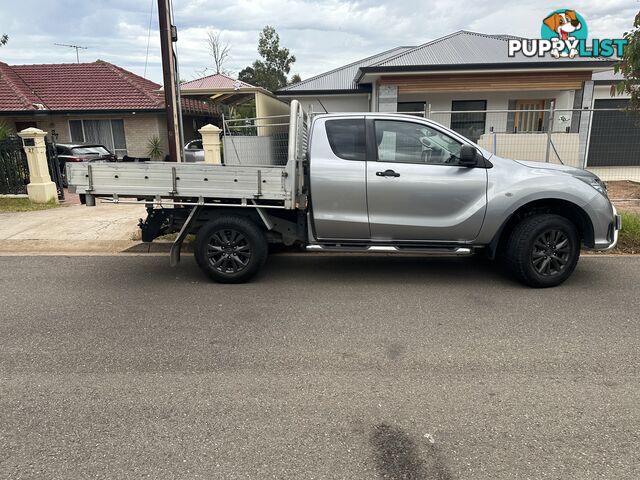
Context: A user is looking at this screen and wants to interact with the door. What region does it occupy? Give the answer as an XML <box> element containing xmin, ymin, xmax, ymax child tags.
<box><xmin>514</xmin><ymin>99</ymin><xmax>546</xmax><ymax>132</ymax></box>
<box><xmin>309</xmin><ymin>117</ymin><xmax>370</xmax><ymax>240</ymax></box>
<box><xmin>366</xmin><ymin>119</ymin><xmax>488</xmax><ymax>242</ymax></box>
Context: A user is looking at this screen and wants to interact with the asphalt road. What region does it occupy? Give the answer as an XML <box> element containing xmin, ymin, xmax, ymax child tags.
<box><xmin>1</xmin><ymin>254</ymin><xmax>639</xmax><ymax>479</ymax></box>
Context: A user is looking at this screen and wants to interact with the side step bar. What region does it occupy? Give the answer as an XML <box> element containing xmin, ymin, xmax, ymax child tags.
<box><xmin>305</xmin><ymin>245</ymin><xmax>473</xmax><ymax>255</ymax></box>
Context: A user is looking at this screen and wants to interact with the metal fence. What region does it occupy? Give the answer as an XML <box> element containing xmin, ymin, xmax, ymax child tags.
<box><xmin>404</xmin><ymin>106</ymin><xmax>640</xmax><ymax>183</ymax></box>
<box><xmin>46</xmin><ymin>139</ymin><xmax>65</xmax><ymax>201</ymax></box>
<box><xmin>221</xmin><ymin>114</ymin><xmax>290</xmax><ymax>166</ymax></box>
<box><xmin>0</xmin><ymin>136</ymin><xmax>29</xmax><ymax>195</ymax></box>
<box><xmin>0</xmin><ymin>136</ymin><xmax>65</xmax><ymax>199</ymax></box>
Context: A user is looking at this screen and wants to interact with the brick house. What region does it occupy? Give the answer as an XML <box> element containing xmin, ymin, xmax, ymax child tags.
<box><xmin>0</xmin><ymin>61</ymin><xmax>217</xmax><ymax>158</ymax></box>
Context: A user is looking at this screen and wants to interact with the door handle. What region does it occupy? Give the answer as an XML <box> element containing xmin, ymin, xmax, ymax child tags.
<box><xmin>376</xmin><ymin>169</ymin><xmax>400</xmax><ymax>178</ymax></box>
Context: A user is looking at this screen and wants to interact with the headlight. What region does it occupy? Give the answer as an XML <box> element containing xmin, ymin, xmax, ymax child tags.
<box><xmin>580</xmin><ymin>176</ymin><xmax>608</xmax><ymax>197</ymax></box>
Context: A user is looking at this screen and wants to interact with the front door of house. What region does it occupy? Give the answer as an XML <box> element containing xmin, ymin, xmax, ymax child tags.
<box><xmin>514</xmin><ymin>100</ymin><xmax>546</xmax><ymax>132</ymax></box>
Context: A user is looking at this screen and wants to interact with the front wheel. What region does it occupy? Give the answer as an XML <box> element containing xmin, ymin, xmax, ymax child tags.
<box><xmin>194</xmin><ymin>216</ymin><xmax>267</xmax><ymax>283</ymax></box>
<box><xmin>505</xmin><ymin>214</ymin><xmax>580</xmax><ymax>288</ymax></box>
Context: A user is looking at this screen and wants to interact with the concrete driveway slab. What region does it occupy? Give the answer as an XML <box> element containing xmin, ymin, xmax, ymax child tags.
<box><xmin>0</xmin><ymin>203</ymin><xmax>145</xmax><ymax>252</ymax></box>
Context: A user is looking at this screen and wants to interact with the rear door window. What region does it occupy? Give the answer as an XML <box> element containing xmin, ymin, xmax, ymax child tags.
<box><xmin>325</xmin><ymin>119</ymin><xmax>366</xmax><ymax>161</ymax></box>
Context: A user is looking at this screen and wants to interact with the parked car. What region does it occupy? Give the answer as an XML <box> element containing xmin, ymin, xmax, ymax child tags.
<box><xmin>67</xmin><ymin>101</ymin><xmax>621</xmax><ymax>288</ymax></box>
<box><xmin>56</xmin><ymin>143</ymin><xmax>117</xmax><ymax>186</ymax></box>
<box><xmin>184</xmin><ymin>139</ymin><xmax>204</xmax><ymax>162</ymax></box>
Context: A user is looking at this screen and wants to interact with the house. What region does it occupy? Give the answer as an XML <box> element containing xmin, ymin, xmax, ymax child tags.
<box><xmin>278</xmin><ymin>31</ymin><xmax>637</xmax><ymax>177</ymax></box>
<box><xmin>179</xmin><ymin>72</ymin><xmax>291</xmax><ymax>126</ymax></box>
<box><xmin>0</xmin><ymin>61</ymin><xmax>217</xmax><ymax>158</ymax></box>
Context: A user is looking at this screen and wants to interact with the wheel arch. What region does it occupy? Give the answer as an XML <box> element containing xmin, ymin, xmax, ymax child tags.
<box><xmin>192</xmin><ymin>206</ymin><xmax>304</xmax><ymax>245</ymax></box>
<box><xmin>488</xmin><ymin>198</ymin><xmax>595</xmax><ymax>259</ymax></box>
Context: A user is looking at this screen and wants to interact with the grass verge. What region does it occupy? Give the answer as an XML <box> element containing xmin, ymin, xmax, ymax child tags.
<box><xmin>0</xmin><ymin>197</ymin><xmax>61</xmax><ymax>213</ymax></box>
<box><xmin>616</xmin><ymin>211</ymin><xmax>640</xmax><ymax>254</ymax></box>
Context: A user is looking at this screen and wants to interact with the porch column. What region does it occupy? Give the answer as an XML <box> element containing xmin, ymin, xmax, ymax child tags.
<box><xmin>199</xmin><ymin>124</ymin><xmax>222</xmax><ymax>164</ymax></box>
<box><xmin>578</xmin><ymin>80</ymin><xmax>594</xmax><ymax>168</ymax></box>
<box><xmin>378</xmin><ymin>85</ymin><xmax>398</xmax><ymax>112</ymax></box>
<box><xmin>18</xmin><ymin>128</ymin><xmax>58</xmax><ymax>204</ymax></box>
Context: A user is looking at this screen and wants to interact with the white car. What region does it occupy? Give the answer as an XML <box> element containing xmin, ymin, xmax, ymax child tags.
<box><xmin>184</xmin><ymin>140</ymin><xmax>204</xmax><ymax>162</ymax></box>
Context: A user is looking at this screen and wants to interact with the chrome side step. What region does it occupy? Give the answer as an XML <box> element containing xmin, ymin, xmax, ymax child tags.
<box><xmin>305</xmin><ymin>244</ymin><xmax>473</xmax><ymax>256</ymax></box>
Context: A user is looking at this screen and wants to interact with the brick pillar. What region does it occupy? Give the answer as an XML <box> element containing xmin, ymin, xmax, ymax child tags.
<box><xmin>18</xmin><ymin>128</ymin><xmax>58</xmax><ymax>204</ymax></box>
<box><xmin>198</xmin><ymin>124</ymin><xmax>222</xmax><ymax>164</ymax></box>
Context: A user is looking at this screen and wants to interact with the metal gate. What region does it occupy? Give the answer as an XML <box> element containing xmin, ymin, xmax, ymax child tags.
<box><xmin>587</xmin><ymin>99</ymin><xmax>640</xmax><ymax>167</ymax></box>
<box><xmin>0</xmin><ymin>136</ymin><xmax>29</xmax><ymax>195</ymax></box>
<box><xmin>46</xmin><ymin>139</ymin><xmax>65</xmax><ymax>201</ymax></box>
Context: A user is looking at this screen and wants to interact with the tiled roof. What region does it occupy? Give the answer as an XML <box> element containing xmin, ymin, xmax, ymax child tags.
<box><xmin>0</xmin><ymin>61</ymin><xmax>214</xmax><ymax>114</ymax></box>
<box><xmin>180</xmin><ymin>73</ymin><xmax>255</xmax><ymax>90</ymax></box>
<box><xmin>0</xmin><ymin>62</ymin><xmax>45</xmax><ymax>111</ymax></box>
<box><xmin>278</xmin><ymin>46</ymin><xmax>414</xmax><ymax>94</ymax></box>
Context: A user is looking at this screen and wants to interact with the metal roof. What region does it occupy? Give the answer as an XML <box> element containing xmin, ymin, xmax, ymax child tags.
<box><xmin>277</xmin><ymin>46</ymin><xmax>414</xmax><ymax>94</ymax></box>
<box><xmin>592</xmin><ymin>69</ymin><xmax>623</xmax><ymax>83</ymax></box>
<box><xmin>371</xmin><ymin>31</ymin><xmax>611</xmax><ymax>69</ymax></box>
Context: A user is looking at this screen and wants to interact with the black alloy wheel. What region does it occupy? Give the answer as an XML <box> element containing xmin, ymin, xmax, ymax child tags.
<box><xmin>531</xmin><ymin>229</ymin><xmax>572</xmax><ymax>276</ymax></box>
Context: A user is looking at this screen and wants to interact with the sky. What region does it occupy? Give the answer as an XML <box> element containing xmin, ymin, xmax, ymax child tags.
<box><xmin>0</xmin><ymin>0</ymin><xmax>637</xmax><ymax>85</ymax></box>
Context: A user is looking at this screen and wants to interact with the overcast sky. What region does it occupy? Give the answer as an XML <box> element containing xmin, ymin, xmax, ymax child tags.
<box><xmin>0</xmin><ymin>0</ymin><xmax>637</xmax><ymax>84</ymax></box>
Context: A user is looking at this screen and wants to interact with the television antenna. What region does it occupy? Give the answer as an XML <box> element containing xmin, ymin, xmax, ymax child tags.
<box><xmin>54</xmin><ymin>43</ymin><xmax>88</xmax><ymax>63</ymax></box>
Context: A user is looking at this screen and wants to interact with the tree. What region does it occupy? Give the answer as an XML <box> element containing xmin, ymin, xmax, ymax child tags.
<box><xmin>613</xmin><ymin>10</ymin><xmax>640</xmax><ymax>109</ymax></box>
<box><xmin>206</xmin><ymin>29</ymin><xmax>230</xmax><ymax>75</ymax></box>
<box><xmin>289</xmin><ymin>73</ymin><xmax>302</xmax><ymax>85</ymax></box>
<box><xmin>238</xmin><ymin>26</ymin><xmax>298</xmax><ymax>91</ymax></box>
<box><xmin>0</xmin><ymin>34</ymin><xmax>8</xmax><ymax>47</ymax></box>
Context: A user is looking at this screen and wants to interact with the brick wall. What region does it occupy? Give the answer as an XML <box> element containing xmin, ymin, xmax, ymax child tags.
<box><xmin>123</xmin><ymin>114</ymin><xmax>168</xmax><ymax>158</ymax></box>
<box><xmin>1</xmin><ymin>112</ymin><xmax>169</xmax><ymax>158</ymax></box>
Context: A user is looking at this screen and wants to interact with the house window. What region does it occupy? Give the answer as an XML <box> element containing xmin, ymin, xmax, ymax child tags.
<box><xmin>15</xmin><ymin>121</ymin><xmax>37</xmax><ymax>132</ymax></box>
<box><xmin>69</xmin><ymin>119</ymin><xmax>127</xmax><ymax>157</ymax></box>
<box><xmin>450</xmin><ymin>100</ymin><xmax>487</xmax><ymax>142</ymax></box>
<box><xmin>397</xmin><ymin>102</ymin><xmax>426</xmax><ymax>116</ymax></box>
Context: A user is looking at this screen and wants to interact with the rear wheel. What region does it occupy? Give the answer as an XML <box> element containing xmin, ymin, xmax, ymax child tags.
<box><xmin>505</xmin><ymin>214</ymin><xmax>580</xmax><ymax>288</ymax></box>
<box><xmin>194</xmin><ymin>216</ymin><xmax>267</xmax><ymax>283</ymax></box>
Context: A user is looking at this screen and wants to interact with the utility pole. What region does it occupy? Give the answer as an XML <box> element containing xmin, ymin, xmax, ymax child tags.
<box><xmin>157</xmin><ymin>0</ymin><xmax>181</xmax><ymax>162</ymax></box>
<box><xmin>54</xmin><ymin>43</ymin><xmax>88</xmax><ymax>63</ymax></box>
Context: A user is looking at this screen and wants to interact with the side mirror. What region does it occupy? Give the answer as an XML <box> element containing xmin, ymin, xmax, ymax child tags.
<box><xmin>459</xmin><ymin>145</ymin><xmax>481</xmax><ymax>167</ymax></box>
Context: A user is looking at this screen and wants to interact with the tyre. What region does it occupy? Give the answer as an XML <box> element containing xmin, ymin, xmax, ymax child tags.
<box><xmin>194</xmin><ymin>216</ymin><xmax>267</xmax><ymax>283</ymax></box>
<box><xmin>505</xmin><ymin>214</ymin><xmax>580</xmax><ymax>288</ymax></box>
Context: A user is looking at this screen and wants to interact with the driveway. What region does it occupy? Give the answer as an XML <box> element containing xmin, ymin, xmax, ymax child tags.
<box><xmin>0</xmin><ymin>203</ymin><xmax>145</xmax><ymax>253</ymax></box>
<box><xmin>0</xmin><ymin>255</ymin><xmax>638</xmax><ymax>479</ymax></box>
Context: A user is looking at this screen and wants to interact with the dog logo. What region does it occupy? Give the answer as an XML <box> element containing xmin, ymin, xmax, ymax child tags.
<box><xmin>541</xmin><ymin>9</ymin><xmax>588</xmax><ymax>58</ymax></box>
<box><xmin>508</xmin><ymin>9</ymin><xmax>625</xmax><ymax>59</ymax></box>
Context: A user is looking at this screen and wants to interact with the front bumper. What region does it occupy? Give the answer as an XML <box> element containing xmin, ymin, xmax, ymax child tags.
<box><xmin>595</xmin><ymin>204</ymin><xmax>621</xmax><ymax>251</ymax></box>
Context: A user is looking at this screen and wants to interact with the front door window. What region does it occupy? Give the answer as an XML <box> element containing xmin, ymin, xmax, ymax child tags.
<box><xmin>374</xmin><ymin>120</ymin><xmax>463</xmax><ymax>165</ymax></box>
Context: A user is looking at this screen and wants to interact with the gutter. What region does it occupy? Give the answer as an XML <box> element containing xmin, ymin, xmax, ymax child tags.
<box><xmin>354</xmin><ymin>60</ymin><xmax>616</xmax><ymax>83</ymax></box>
<box><xmin>276</xmin><ymin>88</ymin><xmax>372</xmax><ymax>96</ymax></box>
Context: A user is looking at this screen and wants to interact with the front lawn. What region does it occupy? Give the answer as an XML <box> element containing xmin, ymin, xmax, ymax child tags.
<box><xmin>0</xmin><ymin>197</ymin><xmax>60</xmax><ymax>213</ymax></box>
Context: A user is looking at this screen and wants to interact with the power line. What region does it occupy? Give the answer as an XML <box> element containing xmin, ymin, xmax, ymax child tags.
<box><xmin>143</xmin><ymin>0</ymin><xmax>155</xmax><ymax>78</ymax></box>
<box><xmin>54</xmin><ymin>43</ymin><xmax>88</xmax><ymax>63</ymax></box>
